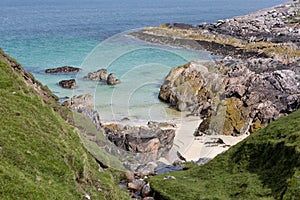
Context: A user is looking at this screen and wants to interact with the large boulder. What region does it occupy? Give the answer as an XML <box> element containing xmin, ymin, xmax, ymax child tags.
<box><xmin>45</xmin><ymin>66</ymin><xmax>81</xmax><ymax>73</ymax></box>
<box><xmin>84</xmin><ymin>69</ymin><xmax>107</xmax><ymax>81</ymax></box>
<box><xmin>59</xmin><ymin>79</ymin><xmax>76</xmax><ymax>89</ymax></box>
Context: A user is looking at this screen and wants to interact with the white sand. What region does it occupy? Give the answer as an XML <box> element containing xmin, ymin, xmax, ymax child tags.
<box><xmin>165</xmin><ymin>116</ymin><xmax>249</xmax><ymax>163</ymax></box>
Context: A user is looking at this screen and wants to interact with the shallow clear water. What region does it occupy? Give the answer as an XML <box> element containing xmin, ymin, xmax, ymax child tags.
<box><xmin>0</xmin><ymin>0</ymin><xmax>287</xmax><ymax>122</ymax></box>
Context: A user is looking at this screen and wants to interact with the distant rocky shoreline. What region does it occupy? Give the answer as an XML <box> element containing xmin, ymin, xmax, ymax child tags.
<box><xmin>131</xmin><ymin>1</ymin><xmax>299</xmax><ymax>59</ymax></box>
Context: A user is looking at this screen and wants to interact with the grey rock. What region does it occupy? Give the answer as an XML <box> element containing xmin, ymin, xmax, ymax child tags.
<box><xmin>103</xmin><ymin>124</ymin><xmax>175</xmax><ymax>162</ymax></box>
<box><xmin>141</xmin><ymin>183</ymin><xmax>151</xmax><ymax>197</ymax></box>
<box><xmin>158</xmin><ymin>58</ymin><xmax>300</xmax><ymax>136</ymax></box>
<box><xmin>63</xmin><ymin>94</ymin><xmax>101</xmax><ymax>130</ymax></box>
<box><xmin>84</xmin><ymin>69</ymin><xmax>107</xmax><ymax>81</ymax></box>
<box><xmin>135</xmin><ymin>162</ymin><xmax>158</xmax><ymax>177</ymax></box>
<box><xmin>127</xmin><ymin>179</ymin><xmax>146</xmax><ymax>191</ymax></box>
<box><xmin>45</xmin><ymin>66</ymin><xmax>81</xmax><ymax>73</ymax></box>
<box><xmin>59</xmin><ymin>79</ymin><xmax>76</xmax><ymax>89</ymax></box>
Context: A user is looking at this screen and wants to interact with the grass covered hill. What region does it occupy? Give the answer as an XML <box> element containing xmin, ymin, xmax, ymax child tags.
<box><xmin>150</xmin><ymin>109</ymin><xmax>300</xmax><ymax>199</ymax></box>
<box><xmin>0</xmin><ymin>49</ymin><xmax>128</xmax><ymax>199</ymax></box>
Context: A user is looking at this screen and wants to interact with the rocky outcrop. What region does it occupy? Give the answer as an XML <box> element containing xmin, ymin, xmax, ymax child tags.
<box><xmin>107</xmin><ymin>73</ymin><xmax>120</xmax><ymax>85</ymax></box>
<box><xmin>59</xmin><ymin>79</ymin><xmax>76</xmax><ymax>89</ymax></box>
<box><xmin>103</xmin><ymin>123</ymin><xmax>175</xmax><ymax>160</ymax></box>
<box><xmin>131</xmin><ymin>1</ymin><xmax>300</xmax><ymax>60</ymax></box>
<box><xmin>159</xmin><ymin>58</ymin><xmax>300</xmax><ymax>135</ymax></box>
<box><xmin>84</xmin><ymin>69</ymin><xmax>107</xmax><ymax>81</ymax></box>
<box><xmin>200</xmin><ymin>1</ymin><xmax>300</xmax><ymax>44</ymax></box>
<box><xmin>45</xmin><ymin>66</ymin><xmax>81</xmax><ymax>73</ymax></box>
<box><xmin>63</xmin><ymin>94</ymin><xmax>101</xmax><ymax>129</ymax></box>
<box><xmin>131</xmin><ymin>1</ymin><xmax>300</xmax><ymax>136</ymax></box>
<box><xmin>84</xmin><ymin>69</ymin><xmax>121</xmax><ymax>85</ymax></box>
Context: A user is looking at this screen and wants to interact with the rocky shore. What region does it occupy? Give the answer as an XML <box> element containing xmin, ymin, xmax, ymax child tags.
<box><xmin>159</xmin><ymin>59</ymin><xmax>299</xmax><ymax>136</ymax></box>
<box><xmin>131</xmin><ymin>1</ymin><xmax>300</xmax><ymax>136</ymax></box>
<box><xmin>64</xmin><ymin>2</ymin><xmax>298</xmax><ymax>199</ymax></box>
<box><xmin>131</xmin><ymin>1</ymin><xmax>299</xmax><ymax>60</ymax></box>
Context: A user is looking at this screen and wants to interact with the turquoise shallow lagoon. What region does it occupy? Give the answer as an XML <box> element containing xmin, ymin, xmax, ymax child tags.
<box><xmin>0</xmin><ymin>0</ymin><xmax>287</xmax><ymax>122</ymax></box>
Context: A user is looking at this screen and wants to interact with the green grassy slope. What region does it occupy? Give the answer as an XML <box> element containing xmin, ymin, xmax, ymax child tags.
<box><xmin>0</xmin><ymin>52</ymin><xmax>128</xmax><ymax>199</ymax></box>
<box><xmin>150</xmin><ymin>110</ymin><xmax>300</xmax><ymax>200</ymax></box>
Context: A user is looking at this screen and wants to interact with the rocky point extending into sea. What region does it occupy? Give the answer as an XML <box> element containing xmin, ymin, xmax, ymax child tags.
<box><xmin>131</xmin><ymin>0</ymin><xmax>300</xmax><ymax>136</ymax></box>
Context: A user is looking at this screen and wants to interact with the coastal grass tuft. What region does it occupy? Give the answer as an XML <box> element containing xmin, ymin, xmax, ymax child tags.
<box><xmin>149</xmin><ymin>109</ymin><xmax>300</xmax><ymax>199</ymax></box>
<box><xmin>0</xmin><ymin>57</ymin><xmax>129</xmax><ymax>199</ymax></box>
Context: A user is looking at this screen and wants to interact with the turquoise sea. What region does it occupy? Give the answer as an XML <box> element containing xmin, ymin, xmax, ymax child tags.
<box><xmin>0</xmin><ymin>0</ymin><xmax>287</xmax><ymax>122</ymax></box>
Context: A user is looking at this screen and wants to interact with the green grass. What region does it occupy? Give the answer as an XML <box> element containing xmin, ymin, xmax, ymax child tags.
<box><xmin>149</xmin><ymin>110</ymin><xmax>300</xmax><ymax>200</ymax></box>
<box><xmin>72</xmin><ymin>112</ymin><xmax>125</xmax><ymax>170</ymax></box>
<box><xmin>0</xmin><ymin>53</ymin><xmax>129</xmax><ymax>199</ymax></box>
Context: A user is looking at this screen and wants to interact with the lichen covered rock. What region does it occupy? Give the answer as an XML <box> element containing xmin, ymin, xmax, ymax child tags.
<box><xmin>160</xmin><ymin>58</ymin><xmax>300</xmax><ymax>135</ymax></box>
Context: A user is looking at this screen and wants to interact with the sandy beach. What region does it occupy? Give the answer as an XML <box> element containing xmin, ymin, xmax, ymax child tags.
<box><xmin>165</xmin><ymin>115</ymin><xmax>249</xmax><ymax>163</ymax></box>
<box><xmin>104</xmin><ymin>114</ymin><xmax>249</xmax><ymax>165</ymax></box>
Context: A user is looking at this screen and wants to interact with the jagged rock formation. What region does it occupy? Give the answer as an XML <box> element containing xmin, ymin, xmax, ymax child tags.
<box><xmin>103</xmin><ymin>123</ymin><xmax>175</xmax><ymax>161</ymax></box>
<box><xmin>159</xmin><ymin>59</ymin><xmax>300</xmax><ymax>135</ymax></box>
<box><xmin>200</xmin><ymin>1</ymin><xmax>300</xmax><ymax>44</ymax></box>
<box><xmin>45</xmin><ymin>66</ymin><xmax>81</xmax><ymax>73</ymax></box>
<box><xmin>63</xmin><ymin>94</ymin><xmax>176</xmax><ymax>168</ymax></box>
<box><xmin>132</xmin><ymin>1</ymin><xmax>300</xmax><ymax>136</ymax></box>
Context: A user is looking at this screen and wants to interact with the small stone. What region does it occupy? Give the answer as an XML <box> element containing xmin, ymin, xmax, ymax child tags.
<box><xmin>141</xmin><ymin>183</ymin><xmax>151</xmax><ymax>197</ymax></box>
<box><xmin>124</xmin><ymin>171</ymin><xmax>135</xmax><ymax>181</ymax></box>
<box><xmin>36</xmin><ymin>176</ymin><xmax>42</xmax><ymax>182</ymax></box>
<box><xmin>25</xmin><ymin>150</ymin><xmax>31</xmax><ymax>154</ymax></box>
<box><xmin>143</xmin><ymin>197</ymin><xmax>155</xmax><ymax>200</ymax></box>
<box><xmin>84</xmin><ymin>194</ymin><xmax>91</xmax><ymax>200</ymax></box>
<box><xmin>98</xmin><ymin>166</ymin><xmax>104</xmax><ymax>172</ymax></box>
<box><xmin>163</xmin><ymin>175</ymin><xmax>176</xmax><ymax>180</ymax></box>
<box><xmin>127</xmin><ymin>179</ymin><xmax>146</xmax><ymax>191</ymax></box>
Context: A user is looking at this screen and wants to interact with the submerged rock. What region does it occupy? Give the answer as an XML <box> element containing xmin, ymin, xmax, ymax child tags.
<box><xmin>59</xmin><ymin>79</ymin><xmax>76</xmax><ymax>89</ymax></box>
<box><xmin>45</xmin><ymin>66</ymin><xmax>81</xmax><ymax>73</ymax></box>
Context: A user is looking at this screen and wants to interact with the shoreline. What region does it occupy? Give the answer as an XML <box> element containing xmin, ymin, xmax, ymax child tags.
<box><xmin>130</xmin><ymin>1</ymin><xmax>299</xmax><ymax>60</ymax></box>
<box><xmin>127</xmin><ymin>0</ymin><xmax>299</xmax><ymax>164</ymax></box>
<box><xmin>65</xmin><ymin>0</ymin><xmax>299</xmax><ymax>176</ymax></box>
<box><xmin>103</xmin><ymin>114</ymin><xmax>249</xmax><ymax>165</ymax></box>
